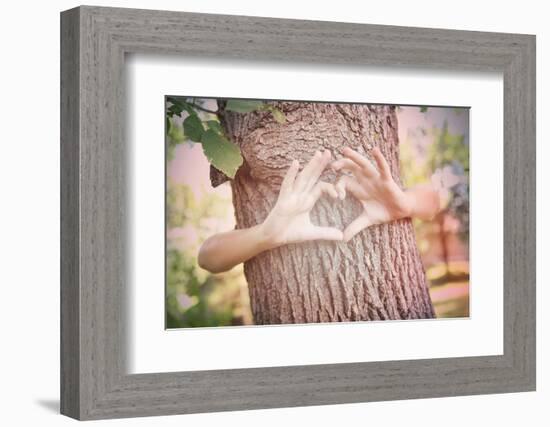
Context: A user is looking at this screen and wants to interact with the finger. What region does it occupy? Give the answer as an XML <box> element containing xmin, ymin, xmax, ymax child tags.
<box><xmin>345</xmin><ymin>178</ymin><xmax>368</xmax><ymax>200</ymax></box>
<box><xmin>295</xmin><ymin>150</ymin><xmax>330</xmax><ymax>192</ymax></box>
<box><xmin>336</xmin><ymin>175</ymin><xmax>366</xmax><ymax>201</ymax></box>
<box><xmin>343</xmin><ymin>147</ymin><xmax>379</xmax><ymax>178</ymax></box>
<box><xmin>305</xmin><ymin>150</ymin><xmax>332</xmax><ymax>190</ymax></box>
<box><xmin>335</xmin><ymin>175</ymin><xmax>349</xmax><ymax>200</ymax></box>
<box><xmin>371</xmin><ymin>147</ymin><xmax>392</xmax><ymax>180</ymax></box>
<box><xmin>312</xmin><ymin>181</ymin><xmax>339</xmax><ymax>202</ymax></box>
<box><xmin>308</xmin><ymin>226</ymin><xmax>343</xmax><ymax>241</ymax></box>
<box><xmin>294</xmin><ymin>150</ymin><xmax>321</xmax><ymax>191</ymax></box>
<box><xmin>331</xmin><ymin>158</ymin><xmax>362</xmax><ymax>176</ymax></box>
<box><xmin>279</xmin><ymin>159</ymin><xmax>300</xmax><ymax>196</ymax></box>
<box><xmin>343</xmin><ymin>214</ymin><xmax>371</xmax><ymax>242</ymax></box>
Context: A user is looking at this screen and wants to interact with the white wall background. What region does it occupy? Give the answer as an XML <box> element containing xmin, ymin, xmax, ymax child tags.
<box><xmin>0</xmin><ymin>0</ymin><xmax>546</xmax><ymax>425</ymax></box>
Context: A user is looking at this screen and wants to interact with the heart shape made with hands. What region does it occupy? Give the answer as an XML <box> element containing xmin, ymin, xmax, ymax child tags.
<box><xmin>261</xmin><ymin>147</ymin><xmax>415</xmax><ymax>245</ymax></box>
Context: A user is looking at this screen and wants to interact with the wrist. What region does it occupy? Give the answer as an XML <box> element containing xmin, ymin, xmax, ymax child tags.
<box><xmin>257</xmin><ymin>216</ymin><xmax>284</xmax><ymax>250</ymax></box>
<box><xmin>397</xmin><ymin>191</ymin><xmax>414</xmax><ymax>219</ymax></box>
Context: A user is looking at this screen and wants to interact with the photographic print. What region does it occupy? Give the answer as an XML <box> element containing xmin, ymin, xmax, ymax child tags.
<box><xmin>165</xmin><ymin>97</ymin><xmax>470</xmax><ymax>328</ymax></box>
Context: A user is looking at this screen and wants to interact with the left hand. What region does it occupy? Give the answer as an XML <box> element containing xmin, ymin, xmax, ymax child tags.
<box><xmin>332</xmin><ymin>147</ymin><xmax>413</xmax><ymax>242</ymax></box>
<box><xmin>261</xmin><ymin>150</ymin><xmax>343</xmax><ymax>246</ymax></box>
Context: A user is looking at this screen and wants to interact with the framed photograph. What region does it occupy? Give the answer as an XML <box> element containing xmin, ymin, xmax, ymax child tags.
<box><xmin>165</xmin><ymin>97</ymin><xmax>470</xmax><ymax>328</ymax></box>
<box><xmin>61</xmin><ymin>6</ymin><xmax>536</xmax><ymax>420</ymax></box>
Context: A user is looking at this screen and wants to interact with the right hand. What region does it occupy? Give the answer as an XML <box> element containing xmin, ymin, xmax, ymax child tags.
<box><xmin>332</xmin><ymin>147</ymin><xmax>414</xmax><ymax>242</ymax></box>
<box><xmin>261</xmin><ymin>150</ymin><xmax>343</xmax><ymax>246</ymax></box>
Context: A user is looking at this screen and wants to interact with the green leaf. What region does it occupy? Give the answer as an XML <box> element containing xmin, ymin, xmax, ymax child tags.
<box><xmin>183</xmin><ymin>114</ymin><xmax>205</xmax><ymax>142</ymax></box>
<box><xmin>206</xmin><ymin>120</ymin><xmax>223</xmax><ymax>133</ymax></box>
<box><xmin>167</xmin><ymin>97</ymin><xmax>196</xmax><ymax>116</ymax></box>
<box><xmin>167</xmin><ymin>118</ymin><xmax>185</xmax><ymax>144</ymax></box>
<box><xmin>167</xmin><ymin>104</ymin><xmax>182</xmax><ymax>116</ymax></box>
<box><xmin>419</xmin><ymin>106</ymin><xmax>428</xmax><ymax>113</ymax></box>
<box><xmin>200</xmin><ymin>129</ymin><xmax>243</xmax><ymax>179</ymax></box>
<box><xmin>179</xmin><ymin>101</ymin><xmax>196</xmax><ymax>116</ymax></box>
<box><xmin>269</xmin><ymin>107</ymin><xmax>286</xmax><ymax>123</ymax></box>
<box><xmin>225</xmin><ymin>99</ymin><xmax>264</xmax><ymax>113</ymax></box>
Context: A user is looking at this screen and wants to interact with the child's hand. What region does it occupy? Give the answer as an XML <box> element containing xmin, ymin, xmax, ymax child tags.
<box><xmin>332</xmin><ymin>147</ymin><xmax>416</xmax><ymax>242</ymax></box>
<box><xmin>261</xmin><ymin>150</ymin><xmax>343</xmax><ymax>246</ymax></box>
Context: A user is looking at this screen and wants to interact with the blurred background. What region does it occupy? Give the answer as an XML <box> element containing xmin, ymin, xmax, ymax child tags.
<box><xmin>166</xmin><ymin>101</ymin><xmax>470</xmax><ymax>328</ymax></box>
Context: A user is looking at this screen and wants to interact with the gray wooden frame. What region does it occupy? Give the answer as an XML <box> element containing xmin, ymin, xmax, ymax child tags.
<box><xmin>60</xmin><ymin>5</ymin><xmax>536</xmax><ymax>420</ymax></box>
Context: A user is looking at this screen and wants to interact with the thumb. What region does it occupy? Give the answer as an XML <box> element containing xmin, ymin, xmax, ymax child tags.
<box><xmin>343</xmin><ymin>214</ymin><xmax>371</xmax><ymax>242</ymax></box>
<box><xmin>307</xmin><ymin>226</ymin><xmax>344</xmax><ymax>241</ymax></box>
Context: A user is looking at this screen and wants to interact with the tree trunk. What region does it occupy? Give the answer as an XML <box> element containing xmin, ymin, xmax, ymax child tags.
<box><xmin>218</xmin><ymin>101</ymin><xmax>435</xmax><ymax>324</ymax></box>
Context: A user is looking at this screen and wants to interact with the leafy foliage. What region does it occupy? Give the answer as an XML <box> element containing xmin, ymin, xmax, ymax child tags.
<box><xmin>166</xmin><ymin>181</ymin><xmax>251</xmax><ymax>328</ymax></box>
<box><xmin>430</xmin><ymin>121</ymin><xmax>469</xmax><ymax>239</ymax></box>
<box><xmin>263</xmin><ymin>104</ymin><xmax>287</xmax><ymax>123</ymax></box>
<box><xmin>166</xmin><ymin>97</ymin><xmax>286</xmax><ymax>178</ymax></box>
<box><xmin>167</xmin><ymin>117</ymin><xmax>185</xmax><ymax>144</ymax></box>
<box><xmin>206</xmin><ymin>120</ymin><xmax>223</xmax><ymax>134</ymax></box>
<box><xmin>166</xmin><ymin>248</ymin><xmax>236</xmax><ymax>328</ymax></box>
<box><xmin>226</xmin><ymin>99</ymin><xmax>286</xmax><ymax>123</ymax></box>
<box><xmin>182</xmin><ymin>114</ymin><xmax>205</xmax><ymax>142</ymax></box>
<box><xmin>166</xmin><ymin>179</ymin><xmax>228</xmax><ymax>230</ymax></box>
<box><xmin>430</xmin><ymin>121</ymin><xmax>469</xmax><ymax>173</ymax></box>
<box><xmin>225</xmin><ymin>99</ymin><xmax>265</xmax><ymax>113</ymax></box>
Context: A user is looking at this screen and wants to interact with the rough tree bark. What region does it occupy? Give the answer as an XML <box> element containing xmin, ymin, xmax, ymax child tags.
<box><xmin>214</xmin><ymin>101</ymin><xmax>435</xmax><ymax>324</ymax></box>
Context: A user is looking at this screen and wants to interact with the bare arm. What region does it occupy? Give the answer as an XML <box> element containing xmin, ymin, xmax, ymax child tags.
<box><xmin>198</xmin><ymin>224</ymin><xmax>275</xmax><ymax>274</ymax></box>
<box><xmin>198</xmin><ymin>150</ymin><xmax>342</xmax><ymax>273</ymax></box>
<box><xmin>403</xmin><ymin>183</ymin><xmax>440</xmax><ymax>221</ymax></box>
<box><xmin>332</xmin><ymin>147</ymin><xmax>441</xmax><ymax>242</ymax></box>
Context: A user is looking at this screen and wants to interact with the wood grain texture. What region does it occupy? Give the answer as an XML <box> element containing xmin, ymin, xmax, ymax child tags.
<box><xmin>60</xmin><ymin>7</ymin><xmax>80</xmax><ymax>419</ymax></box>
<box><xmin>60</xmin><ymin>5</ymin><xmax>536</xmax><ymax>420</ymax></box>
